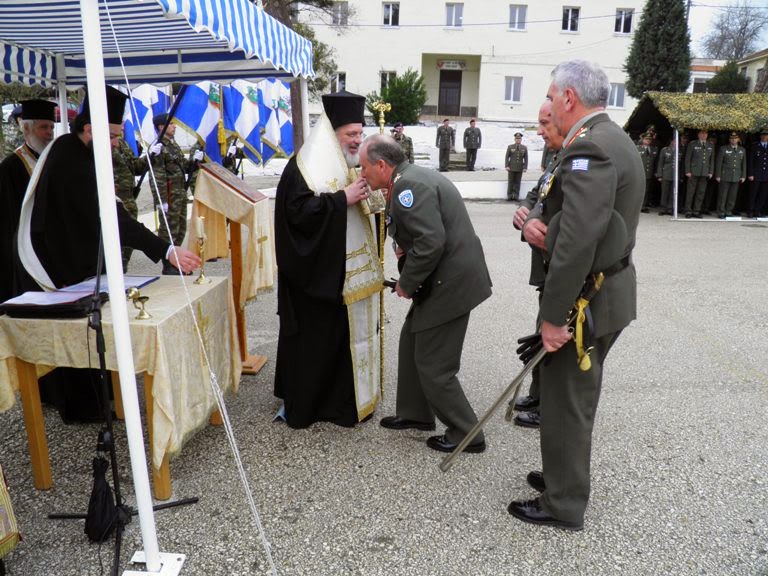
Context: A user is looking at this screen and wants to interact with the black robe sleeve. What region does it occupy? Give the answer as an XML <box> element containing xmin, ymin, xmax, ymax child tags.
<box><xmin>0</xmin><ymin>154</ymin><xmax>31</xmax><ymax>301</ymax></box>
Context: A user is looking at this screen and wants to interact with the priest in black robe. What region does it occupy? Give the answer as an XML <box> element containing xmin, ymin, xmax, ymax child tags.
<box><xmin>0</xmin><ymin>99</ymin><xmax>56</xmax><ymax>303</ymax></box>
<box><xmin>274</xmin><ymin>91</ymin><xmax>379</xmax><ymax>428</ymax></box>
<box><xmin>16</xmin><ymin>85</ymin><xmax>201</xmax><ymax>422</ymax></box>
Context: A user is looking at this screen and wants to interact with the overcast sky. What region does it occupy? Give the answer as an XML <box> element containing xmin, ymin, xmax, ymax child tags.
<box><xmin>687</xmin><ymin>0</ymin><xmax>768</xmax><ymax>58</ymax></box>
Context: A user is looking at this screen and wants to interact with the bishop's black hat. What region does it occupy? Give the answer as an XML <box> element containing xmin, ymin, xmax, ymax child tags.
<box><xmin>79</xmin><ymin>85</ymin><xmax>128</xmax><ymax>125</ymax></box>
<box><xmin>321</xmin><ymin>90</ymin><xmax>365</xmax><ymax>129</ymax></box>
<box><xmin>20</xmin><ymin>99</ymin><xmax>56</xmax><ymax>122</ymax></box>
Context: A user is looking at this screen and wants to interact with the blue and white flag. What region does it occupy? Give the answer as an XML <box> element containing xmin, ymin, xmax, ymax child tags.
<box><xmin>121</xmin><ymin>84</ymin><xmax>170</xmax><ymax>151</ymax></box>
<box><xmin>260</xmin><ymin>79</ymin><xmax>295</xmax><ymax>163</ymax></box>
<box><xmin>173</xmin><ymin>81</ymin><xmax>223</xmax><ymax>164</ymax></box>
<box><xmin>223</xmin><ymin>80</ymin><xmax>264</xmax><ymax>164</ymax></box>
<box><xmin>260</xmin><ymin>79</ymin><xmax>281</xmax><ymax>164</ymax></box>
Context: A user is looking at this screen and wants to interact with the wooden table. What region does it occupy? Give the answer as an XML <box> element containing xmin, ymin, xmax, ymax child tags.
<box><xmin>0</xmin><ymin>276</ymin><xmax>241</xmax><ymax>500</ymax></box>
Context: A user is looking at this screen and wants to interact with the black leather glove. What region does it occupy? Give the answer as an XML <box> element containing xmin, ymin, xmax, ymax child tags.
<box><xmin>516</xmin><ymin>332</ymin><xmax>543</xmax><ymax>364</ymax></box>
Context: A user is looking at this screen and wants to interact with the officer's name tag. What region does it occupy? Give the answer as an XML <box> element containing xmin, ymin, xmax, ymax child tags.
<box><xmin>398</xmin><ymin>190</ymin><xmax>414</xmax><ymax>208</ymax></box>
<box><xmin>572</xmin><ymin>158</ymin><xmax>589</xmax><ymax>171</ymax></box>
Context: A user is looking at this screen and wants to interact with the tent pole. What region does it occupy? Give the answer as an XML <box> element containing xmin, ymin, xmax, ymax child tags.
<box><xmin>78</xmin><ymin>0</ymin><xmax>164</xmax><ymax>573</ymax></box>
<box><xmin>673</xmin><ymin>127</ymin><xmax>679</xmax><ymax>220</ymax></box>
<box><xmin>55</xmin><ymin>54</ymin><xmax>70</xmax><ymax>135</ymax></box>
<box><xmin>300</xmin><ymin>77</ymin><xmax>310</xmax><ymax>142</ymax></box>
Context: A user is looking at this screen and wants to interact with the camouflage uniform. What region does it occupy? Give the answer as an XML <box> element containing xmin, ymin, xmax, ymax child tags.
<box><xmin>393</xmin><ymin>132</ymin><xmax>414</xmax><ymax>164</ymax></box>
<box><xmin>187</xmin><ymin>141</ymin><xmax>204</xmax><ymax>195</ymax></box>
<box><xmin>150</xmin><ymin>135</ymin><xmax>188</xmax><ymax>247</ymax></box>
<box><xmin>112</xmin><ymin>137</ymin><xmax>146</xmax><ymax>270</ymax></box>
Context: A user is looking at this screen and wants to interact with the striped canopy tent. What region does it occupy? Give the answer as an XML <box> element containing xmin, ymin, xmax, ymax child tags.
<box><xmin>0</xmin><ymin>0</ymin><xmax>314</xmax><ymax>87</ymax></box>
<box><xmin>0</xmin><ymin>2</ymin><xmax>312</xmax><ymax>573</ymax></box>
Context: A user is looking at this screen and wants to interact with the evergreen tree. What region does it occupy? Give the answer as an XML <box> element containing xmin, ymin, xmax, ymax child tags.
<box><xmin>624</xmin><ymin>0</ymin><xmax>691</xmax><ymax>98</ymax></box>
<box><xmin>365</xmin><ymin>69</ymin><xmax>427</xmax><ymax>126</ymax></box>
<box><xmin>706</xmin><ymin>61</ymin><xmax>749</xmax><ymax>94</ymax></box>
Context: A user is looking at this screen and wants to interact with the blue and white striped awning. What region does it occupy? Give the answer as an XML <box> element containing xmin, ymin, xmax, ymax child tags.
<box><xmin>0</xmin><ymin>0</ymin><xmax>314</xmax><ymax>87</ymax></box>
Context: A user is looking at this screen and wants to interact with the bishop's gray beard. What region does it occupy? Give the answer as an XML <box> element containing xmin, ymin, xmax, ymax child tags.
<box><xmin>26</xmin><ymin>135</ymin><xmax>47</xmax><ymax>154</ymax></box>
<box><xmin>342</xmin><ymin>148</ymin><xmax>359</xmax><ymax>168</ymax></box>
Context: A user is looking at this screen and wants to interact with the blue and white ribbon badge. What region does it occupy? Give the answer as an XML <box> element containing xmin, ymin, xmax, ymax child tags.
<box><xmin>571</xmin><ymin>158</ymin><xmax>589</xmax><ymax>171</ymax></box>
<box><xmin>398</xmin><ymin>189</ymin><xmax>414</xmax><ymax>208</ymax></box>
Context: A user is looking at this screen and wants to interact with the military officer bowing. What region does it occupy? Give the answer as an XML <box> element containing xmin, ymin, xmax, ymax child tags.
<box><xmin>359</xmin><ymin>134</ymin><xmax>492</xmax><ymax>454</ymax></box>
<box><xmin>511</xmin><ymin>60</ymin><xmax>644</xmax><ymax>530</ymax></box>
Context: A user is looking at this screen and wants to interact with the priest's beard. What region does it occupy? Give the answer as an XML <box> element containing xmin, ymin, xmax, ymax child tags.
<box><xmin>342</xmin><ymin>147</ymin><xmax>359</xmax><ymax>168</ymax></box>
<box><xmin>26</xmin><ymin>135</ymin><xmax>47</xmax><ymax>154</ymax></box>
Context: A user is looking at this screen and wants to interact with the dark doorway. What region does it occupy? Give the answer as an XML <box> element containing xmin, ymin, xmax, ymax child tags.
<box><xmin>438</xmin><ymin>70</ymin><xmax>462</xmax><ymax>116</ymax></box>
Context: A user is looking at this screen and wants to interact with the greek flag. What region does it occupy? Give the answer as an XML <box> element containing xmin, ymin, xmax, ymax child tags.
<box><xmin>223</xmin><ymin>80</ymin><xmax>264</xmax><ymax>164</ymax></box>
<box><xmin>261</xmin><ymin>79</ymin><xmax>294</xmax><ymax>163</ymax></box>
<box><xmin>173</xmin><ymin>81</ymin><xmax>223</xmax><ymax>164</ymax></box>
<box><xmin>120</xmin><ymin>84</ymin><xmax>171</xmax><ymax>153</ymax></box>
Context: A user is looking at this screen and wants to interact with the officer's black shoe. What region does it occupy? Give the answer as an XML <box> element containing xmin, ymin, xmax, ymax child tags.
<box><xmin>379</xmin><ymin>415</ymin><xmax>435</xmax><ymax>431</ymax></box>
<box><xmin>507</xmin><ymin>498</ymin><xmax>583</xmax><ymax>531</ymax></box>
<box><xmin>640</xmin><ymin>207</ymin><xmax>650</xmax><ymax>213</ymax></box>
<box><xmin>513</xmin><ymin>395</ymin><xmax>539</xmax><ymax>411</ymax></box>
<box><xmin>692</xmin><ymin>212</ymin><xmax>703</xmax><ymax>219</ymax></box>
<box><xmin>426</xmin><ymin>434</ymin><xmax>486</xmax><ymax>454</ymax></box>
<box><xmin>513</xmin><ymin>411</ymin><xmax>540</xmax><ymax>429</ymax></box>
<box><xmin>526</xmin><ymin>471</ymin><xmax>545</xmax><ymax>492</ymax></box>
<box><xmin>685</xmin><ymin>212</ymin><xmax>693</xmax><ymax>218</ymax></box>
<box><xmin>718</xmin><ymin>213</ymin><xmax>726</xmax><ymax>219</ymax></box>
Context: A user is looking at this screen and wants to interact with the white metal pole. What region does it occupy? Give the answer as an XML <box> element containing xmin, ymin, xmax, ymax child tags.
<box><xmin>673</xmin><ymin>128</ymin><xmax>679</xmax><ymax>220</ymax></box>
<box><xmin>299</xmin><ymin>77</ymin><xmax>310</xmax><ymax>141</ymax></box>
<box><xmin>78</xmin><ymin>0</ymin><xmax>162</xmax><ymax>572</ymax></box>
<box><xmin>55</xmin><ymin>54</ymin><xmax>70</xmax><ymax>135</ymax></box>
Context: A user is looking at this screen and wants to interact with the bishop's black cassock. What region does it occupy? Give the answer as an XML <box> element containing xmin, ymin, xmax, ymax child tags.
<box><xmin>273</xmin><ymin>157</ymin><xmax>357</xmax><ymax>428</ymax></box>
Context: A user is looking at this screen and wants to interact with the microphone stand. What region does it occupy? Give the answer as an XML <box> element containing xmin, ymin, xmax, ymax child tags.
<box><xmin>48</xmin><ymin>236</ymin><xmax>198</xmax><ymax>576</ymax></box>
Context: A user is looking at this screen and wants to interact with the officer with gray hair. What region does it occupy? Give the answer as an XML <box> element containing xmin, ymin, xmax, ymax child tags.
<box><xmin>510</xmin><ymin>59</ymin><xmax>644</xmax><ymax>530</ymax></box>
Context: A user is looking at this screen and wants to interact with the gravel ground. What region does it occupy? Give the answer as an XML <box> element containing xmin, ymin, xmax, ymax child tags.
<box><xmin>1</xmin><ymin>203</ymin><xmax>767</xmax><ymax>576</ymax></box>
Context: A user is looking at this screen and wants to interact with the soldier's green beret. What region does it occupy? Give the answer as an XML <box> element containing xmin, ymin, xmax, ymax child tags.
<box><xmin>545</xmin><ymin>209</ymin><xmax>628</xmax><ymax>274</ymax></box>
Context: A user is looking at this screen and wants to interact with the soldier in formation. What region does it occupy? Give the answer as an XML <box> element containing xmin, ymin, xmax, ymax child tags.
<box><xmin>112</xmin><ymin>134</ymin><xmax>146</xmax><ymax>270</ymax></box>
<box><xmin>715</xmin><ymin>132</ymin><xmax>746</xmax><ymax>219</ymax></box>
<box><xmin>392</xmin><ymin>122</ymin><xmax>414</xmax><ymax>164</ymax></box>
<box><xmin>505</xmin><ymin>132</ymin><xmax>528</xmax><ymax>200</ymax></box>
<box><xmin>435</xmin><ymin>118</ymin><xmax>455</xmax><ymax>172</ymax></box>
<box><xmin>747</xmin><ymin>128</ymin><xmax>768</xmax><ymax>218</ymax></box>
<box><xmin>637</xmin><ymin>132</ymin><xmax>657</xmax><ymax>213</ymax></box>
<box><xmin>684</xmin><ymin>129</ymin><xmax>715</xmax><ymax>218</ymax></box>
<box><xmin>463</xmin><ymin>119</ymin><xmax>482</xmax><ymax>171</ymax></box>
<box><xmin>656</xmin><ymin>135</ymin><xmax>685</xmax><ymax>216</ymax></box>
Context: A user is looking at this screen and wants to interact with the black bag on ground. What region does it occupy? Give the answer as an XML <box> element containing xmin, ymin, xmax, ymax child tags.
<box><xmin>84</xmin><ymin>457</ymin><xmax>117</xmax><ymax>543</ymax></box>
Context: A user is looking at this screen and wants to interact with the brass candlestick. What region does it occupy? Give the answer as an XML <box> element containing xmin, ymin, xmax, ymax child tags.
<box><xmin>372</xmin><ymin>100</ymin><xmax>391</xmax><ymax>135</ymax></box>
<box><xmin>127</xmin><ymin>287</ymin><xmax>152</xmax><ymax>320</ymax></box>
<box><xmin>194</xmin><ymin>235</ymin><xmax>210</xmax><ymax>285</ymax></box>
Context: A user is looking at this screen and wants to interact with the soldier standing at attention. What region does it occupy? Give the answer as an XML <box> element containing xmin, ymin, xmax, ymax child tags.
<box><xmin>149</xmin><ymin>113</ymin><xmax>189</xmax><ymax>274</ymax></box>
<box><xmin>505</xmin><ymin>132</ymin><xmax>528</xmax><ymax>200</ymax></box>
<box><xmin>656</xmin><ymin>135</ymin><xmax>685</xmax><ymax>216</ymax></box>
<box><xmin>637</xmin><ymin>132</ymin><xmax>657</xmax><ymax>213</ymax></box>
<box><xmin>715</xmin><ymin>132</ymin><xmax>746</xmax><ymax>219</ymax></box>
<box><xmin>112</xmin><ymin>133</ymin><xmax>146</xmax><ymax>270</ymax></box>
<box><xmin>435</xmin><ymin>118</ymin><xmax>455</xmax><ymax>172</ymax></box>
<box><xmin>463</xmin><ymin>118</ymin><xmax>482</xmax><ymax>171</ymax></box>
<box><xmin>392</xmin><ymin>122</ymin><xmax>414</xmax><ymax>164</ymax></box>
<box><xmin>684</xmin><ymin>129</ymin><xmax>714</xmax><ymax>218</ymax></box>
<box><xmin>747</xmin><ymin>128</ymin><xmax>768</xmax><ymax>218</ymax></box>
<box><xmin>510</xmin><ymin>59</ymin><xmax>644</xmax><ymax>531</ymax></box>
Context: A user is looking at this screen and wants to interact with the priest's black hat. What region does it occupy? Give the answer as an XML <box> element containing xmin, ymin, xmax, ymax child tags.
<box><xmin>153</xmin><ymin>113</ymin><xmax>169</xmax><ymax>127</ymax></box>
<box><xmin>79</xmin><ymin>85</ymin><xmax>128</xmax><ymax>125</ymax></box>
<box><xmin>321</xmin><ymin>90</ymin><xmax>365</xmax><ymax>129</ymax></box>
<box><xmin>20</xmin><ymin>99</ymin><xmax>56</xmax><ymax>122</ymax></box>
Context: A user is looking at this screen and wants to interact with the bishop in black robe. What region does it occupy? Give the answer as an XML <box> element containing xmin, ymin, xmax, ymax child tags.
<box><xmin>273</xmin><ymin>157</ymin><xmax>357</xmax><ymax>428</ymax></box>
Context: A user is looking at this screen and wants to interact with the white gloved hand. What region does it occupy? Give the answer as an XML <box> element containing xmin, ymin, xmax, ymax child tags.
<box><xmin>161</xmin><ymin>203</ymin><xmax>168</xmax><ymax>213</ymax></box>
<box><xmin>149</xmin><ymin>142</ymin><xmax>163</xmax><ymax>156</ymax></box>
<box><xmin>227</xmin><ymin>145</ymin><xmax>237</xmax><ymax>157</ymax></box>
<box><xmin>193</xmin><ymin>150</ymin><xmax>204</xmax><ymax>161</ymax></box>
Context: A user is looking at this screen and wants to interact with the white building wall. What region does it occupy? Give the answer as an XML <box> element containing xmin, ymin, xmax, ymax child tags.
<box><xmin>301</xmin><ymin>0</ymin><xmax>646</xmax><ymax>125</ymax></box>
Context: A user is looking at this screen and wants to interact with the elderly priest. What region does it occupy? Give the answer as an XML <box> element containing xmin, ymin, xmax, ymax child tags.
<box><xmin>274</xmin><ymin>90</ymin><xmax>383</xmax><ymax>428</ymax></box>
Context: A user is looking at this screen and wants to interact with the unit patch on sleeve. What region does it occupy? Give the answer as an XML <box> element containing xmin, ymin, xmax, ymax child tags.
<box><xmin>398</xmin><ymin>189</ymin><xmax>414</xmax><ymax>208</ymax></box>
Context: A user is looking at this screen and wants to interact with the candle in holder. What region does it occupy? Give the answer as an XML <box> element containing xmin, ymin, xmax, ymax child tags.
<box><xmin>196</xmin><ymin>215</ymin><xmax>205</xmax><ymax>238</ymax></box>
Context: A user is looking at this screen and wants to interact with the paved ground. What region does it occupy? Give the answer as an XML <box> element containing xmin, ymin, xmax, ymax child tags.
<box><xmin>2</xmin><ymin>203</ymin><xmax>767</xmax><ymax>576</ymax></box>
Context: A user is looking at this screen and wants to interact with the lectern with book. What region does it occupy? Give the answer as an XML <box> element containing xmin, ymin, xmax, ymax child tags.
<box><xmin>186</xmin><ymin>162</ymin><xmax>274</xmax><ymax>374</ymax></box>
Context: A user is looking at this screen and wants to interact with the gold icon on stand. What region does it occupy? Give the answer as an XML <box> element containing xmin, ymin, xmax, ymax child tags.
<box><xmin>126</xmin><ymin>287</ymin><xmax>152</xmax><ymax>320</ymax></box>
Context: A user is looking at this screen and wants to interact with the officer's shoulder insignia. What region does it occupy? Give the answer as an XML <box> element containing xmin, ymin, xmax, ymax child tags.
<box><xmin>571</xmin><ymin>158</ymin><xmax>589</xmax><ymax>171</ymax></box>
<box><xmin>393</xmin><ymin>173</ymin><xmax>402</xmax><ymax>185</ymax></box>
<box><xmin>398</xmin><ymin>189</ymin><xmax>414</xmax><ymax>208</ymax></box>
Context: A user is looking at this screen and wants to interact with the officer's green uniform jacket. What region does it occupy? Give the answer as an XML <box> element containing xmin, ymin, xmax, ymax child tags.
<box><xmin>393</xmin><ymin>133</ymin><xmax>414</xmax><ymax>163</ymax></box>
<box><xmin>636</xmin><ymin>144</ymin><xmax>657</xmax><ymax>179</ymax></box>
<box><xmin>435</xmin><ymin>125</ymin><xmax>455</xmax><ymax>150</ymax></box>
<box><xmin>387</xmin><ymin>161</ymin><xmax>492</xmax><ymax>332</ymax></box>
<box><xmin>685</xmin><ymin>139</ymin><xmax>715</xmax><ymax>177</ymax></box>
<box><xmin>527</xmin><ymin>111</ymin><xmax>644</xmax><ymax>337</ymax></box>
<box><xmin>505</xmin><ymin>143</ymin><xmax>528</xmax><ymax>171</ymax></box>
<box><xmin>656</xmin><ymin>145</ymin><xmax>683</xmax><ymax>181</ymax></box>
<box><xmin>463</xmin><ymin>127</ymin><xmax>482</xmax><ymax>149</ymax></box>
<box><xmin>715</xmin><ymin>145</ymin><xmax>746</xmax><ymax>182</ymax></box>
